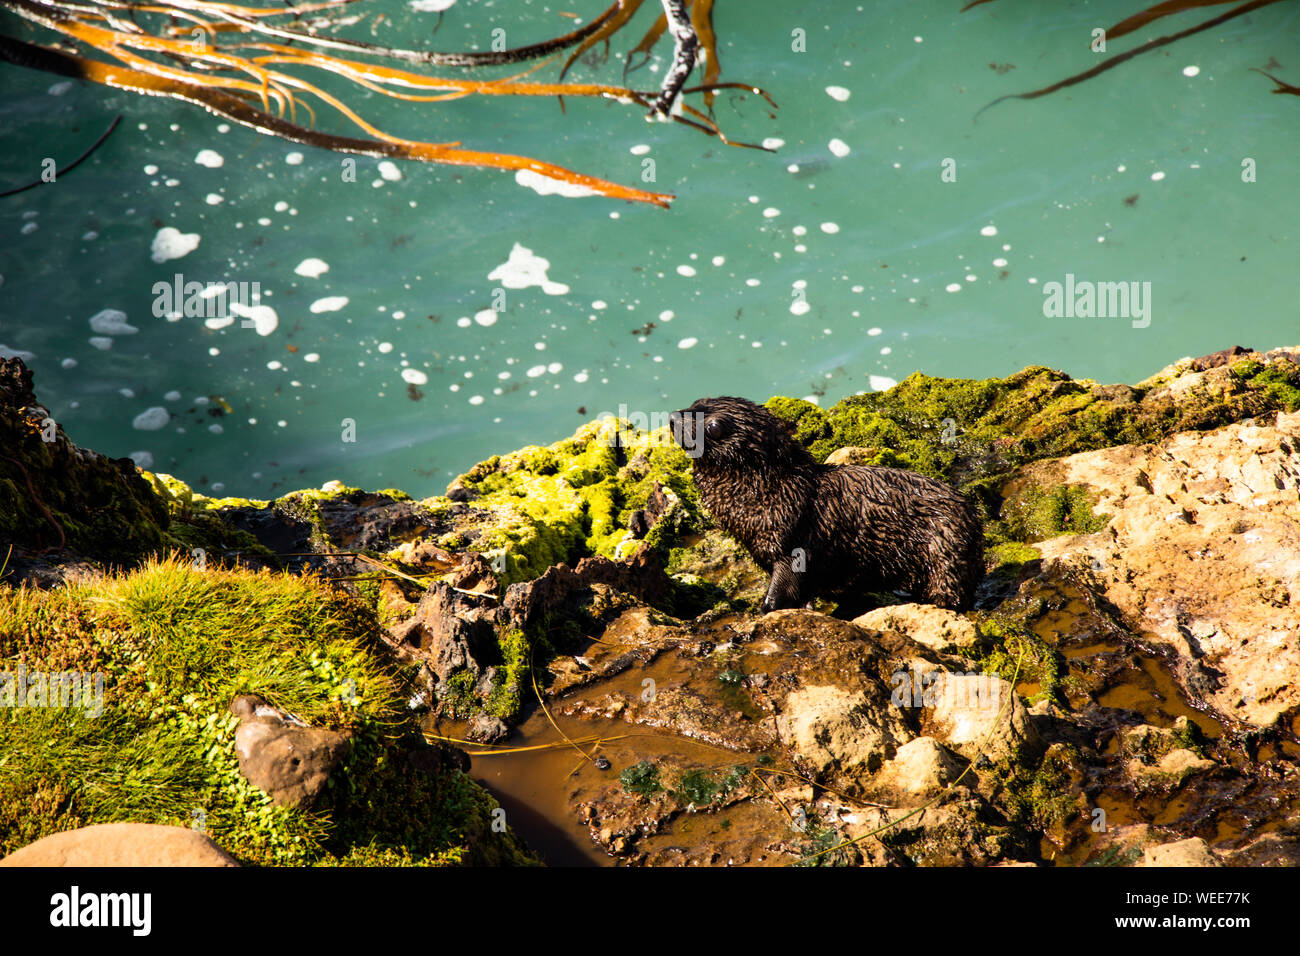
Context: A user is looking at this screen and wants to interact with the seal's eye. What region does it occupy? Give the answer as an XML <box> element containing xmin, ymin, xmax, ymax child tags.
<box><xmin>704</xmin><ymin>417</ymin><xmax>726</xmax><ymax>440</ymax></box>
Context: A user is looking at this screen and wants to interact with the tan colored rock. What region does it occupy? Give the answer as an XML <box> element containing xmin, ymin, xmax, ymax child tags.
<box><xmin>853</xmin><ymin>603</ymin><xmax>979</xmax><ymax>653</ymax></box>
<box><xmin>921</xmin><ymin>673</ymin><xmax>1041</xmax><ymax>764</ymax></box>
<box><xmin>1028</xmin><ymin>410</ymin><xmax>1300</xmax><ymax>727</ymax></box>
<box><xmin>1</xmin><ymin>823</ymin><xmax>238</xmax><ymax>867</ymax></box>
<box><xmin>1140</xmin><ymin>837</ymin><xmax>1221</xmax><ymax>867</ymax></box>
<box><xmin>872</xmin><ymin>737</ymin><xmax>968</xmax><ymax>798</ymax></box>
<box><xmin>777</xmin><ymin>684</ymin><xmax>911</xmax><ymax>779</ymax></box>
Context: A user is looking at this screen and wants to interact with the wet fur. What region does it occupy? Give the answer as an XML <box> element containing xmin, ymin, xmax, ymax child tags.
<box><xmin>671</xmin><ymin>396</ymin><xmax>984</xmax><ymax>612</ymax></box>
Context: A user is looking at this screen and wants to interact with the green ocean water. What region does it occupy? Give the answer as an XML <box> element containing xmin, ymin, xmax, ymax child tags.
<box><xmin>1</xmin><ymin>0</ymin><xmax>1297</xmax><ymax>500</ymax></box>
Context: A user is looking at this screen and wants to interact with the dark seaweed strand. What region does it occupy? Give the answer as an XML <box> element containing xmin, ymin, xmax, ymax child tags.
<box><xmin>974</xmin><ymin>0</ymin><xmax>1286</xmax><ymax>120</ymax></box>
<box><xmin>0</xmin><ymin>38</ymin><xmax>125</xmax><ymax>198</ymax></box>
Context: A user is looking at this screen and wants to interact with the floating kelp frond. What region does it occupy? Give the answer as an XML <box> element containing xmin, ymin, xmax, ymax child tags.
<box><xmin>969</xmin><ymin>0</ymin><xmax>1295</xmax><ymax>115</ymax></box>
<box><xmin>1257</xmin><ymin>69</ymin><xmax>1300</xmax><ymax>94</ymax></box>
<box><xmin>0</xmin><ymin>0</ymin><xmax>773</xmax><ymax>207</ymax></box>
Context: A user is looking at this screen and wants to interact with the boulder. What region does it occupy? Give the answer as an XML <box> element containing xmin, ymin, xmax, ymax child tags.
<box><xmin>1140</xmin><ymin>837</ymin><xmax>1221</xmax><ymax>867</ymax></box>
<box><xmin>1</xmin><ymin>823</ymin><xmax>238</xmax><ymax>867</ymax></box>
<box><xmin>230</xmin><ymin>694</ymin><xmax>350</xmax><ymax>808</ymax></box>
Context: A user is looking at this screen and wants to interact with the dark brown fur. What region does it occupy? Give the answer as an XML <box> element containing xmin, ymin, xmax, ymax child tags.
<box><xmin>670</xmin><ymin>396</ymin><xmax>984</xmax><ymax>612</ymax></box>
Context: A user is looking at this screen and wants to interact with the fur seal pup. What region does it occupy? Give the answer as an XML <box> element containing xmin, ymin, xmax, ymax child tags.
<box><xmin>669</xmin><ymin>396</ymin><xmax>984</xmax><ymax>612</ymax></box>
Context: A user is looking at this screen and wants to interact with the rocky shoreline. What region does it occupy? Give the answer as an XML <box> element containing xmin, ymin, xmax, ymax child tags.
<box><xmin>2</xmin><ymin>346</ymin><xmax>1297</xmax><ymax>866</ymax></box>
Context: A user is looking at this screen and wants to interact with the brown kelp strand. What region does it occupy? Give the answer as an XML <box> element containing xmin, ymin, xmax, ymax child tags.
<box><xmin>0</xmin><ymin>0</ymin><xmax>771</xmax><ymax>206</ymax></box>
<box><xmin>969</xmin><ymin>0</ymin><xmax>1295</xmax><ymax>117</ymax></box>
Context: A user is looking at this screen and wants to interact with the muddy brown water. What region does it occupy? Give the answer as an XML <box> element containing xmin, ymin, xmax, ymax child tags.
<box><xmin>427</xmin><ymin>706</ymin><xmax>768</xmax><ymax>867</ymax></box>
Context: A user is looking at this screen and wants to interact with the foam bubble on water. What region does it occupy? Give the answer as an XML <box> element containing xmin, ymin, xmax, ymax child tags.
<box><xmin>762</xmin><ymin>207</ymin><xmax>781</xmax><ymax>218</ymax></box>
<box><xmin>0</xmin><ymin>345</ymin><xmax>36</xmax><ymax>361</ymax></box>
<box><xmin>468</xmin><ymin>395</ymin><xmax>485</xmax><ymax>405</ymax></box>
<box><xmin>128</xmin><ymin>450</ymin><xmax>154</xmax><ymax>469</ymax></box>
<box><xmin>676</xmin><ymin>264</ymin><xmax>697</xmax><ymax>277</ymax></box>
<box><xmin>980</xmin><ymin>225</ymin><xmax>998</xmax><ymax>237</ymax></box>
<box><xmin>164</xmin><ymin>390</ymin><xmax>181</xmax><ymax>401</ymax></box>
<box><xmin>195</xmin><ymin>149</ymin><xmax>224</xmax><ymax>168</ymax></box>
<box><xmin>205</xmin><ymin>194</ymin><xmax>224</xmax><ymax>205</ymax></box>
<box><xmin>825</xmin><ymin>86</ymin><xmax>851</xmax><ymax>102</ymax></box>
<box><xmin>151</xmin><ymin>227</ymin><xmax>200</xmax><ymax>263</ymax></box>
<box><xmin>304</xmin><ymin>353</ymin><xmax>320</xmax><ymax>363</ymax></box>
<box><xmin>310</xmin><ymin>296</ymin><xmax>349</xmax><ymax>314</ymax></box>
<box><xmin>869</xmin><ymin>375</ymin><xmax>897</xmax><ymax>392</ymax></box>
<box><xmin>48</xmin><ymin>80</ymin><xmax>73</xmax><ymax>96</ymax></box>
<box><xmin>1182</xmin><ymin>65</ymin><xmax>1200</xmax><ymax>77</ymax></box>
<box><xmin>993</xmin><ymin>257</ymin><xmax>1008</xmax><ymax>267</ymax></box>
<box><xmin>89</xmin><ymin>309</ymin><xmax>138</xmax><ymax>336</ymax></box>
<box><xmin>230</xmin><ymin>302</ymin><xmax>278</xmax><ymax>335</ymax></box>
<box><xmin>285</xmin><ymin>152</ymin><xmax>304</xmax><ymax>165</ymax></box>
<box><xmin>88</xmin><ymin>337</ymin><xmax>113</xmax><ymax>351</ymax></box>
<box><xmin>677</xmin><ymin>337</ymin><xmax>698</xmax><ymax>349</ymax></box>
<box><xmin>474</xmin><ymin>309</ymin><xmax>498</xmax><ymax>327</ymax></box>
<box><xmin>946</xmin><ymin>283</ymin><xmax>962</xmax><ymax>293</ymax></box>
<box><xmin>488</xmin><ymin>242</ymin><xmax>570</xmax><ymax>295</ymax></box>
<box><xmin>132</xmin><ymin>407</ymin><xmax>170</xmax><ymax>431</ymax></box>
<box><xmin>378</xmin><ymin>161</ymin><xmax>402</xmax><ymax>181</ymax></box>
<box><xmin>630</xmin><ymin>144</ymin><xmax>651</xmax><ymax>155</ymax></box>
<box><xmin>61</xmin><ymin>358</ymin><xmax>77</xmax><ymax>369</ymax></box>
<box><xmin>514</xmin><ymin>169</ymin><xmax>599</xmax><ymax>199</ymax></box>
<box><xmin>267</xmin><ymin>360</ymin><xmax>283</xmax><ymax>370</ymax></box>
<box><xmin>868</xmin><ymin>327</ymin><xmax>882</xmax><ymax>336</ymax></box>
<box><xmin>409</xmin><ymin>0</ymin><xmax>456</xmax><ymax>9</ymax></box>
<box><xmin>790</xmin><ymin>300</ymin><xmax>810</xmax><ymax>316</ymax></box>
<box><xmin>762</xmin><ymin>137</ymin><xmax>785</xmax><ymax>150</ymax></box>
<box><xmin>548</xmin><ymin>362</ymin><xmax>563</xmax><ymax>374</ymax></box>
<box><xmin>574</xmin><ymin>371</ymin><xmax>589</xmax><ymax>383</ymax></box>
<box><xmin>295</xmin><ymin>258</ymin><xmax>329</xmax><ymax>278</ymax></box>
<box><xmin>659</xmin><ymin>310</ymin><xmax>674</xmax><ymax>321</ymax></box>
<box><xmin>401</xmin><ymin>368</ymin><xmax>428</xmax><ymax>385</ymax></box>
<box><xmin>526</xmin><ymin>364</ymin><xmax>547</xmax><ymax>378</ymax></box>
<box><xmin>377</xmin><ymin>342</ymin><xmax>394</xmax><ymax>354</ymax></box>
<box><xmin>821</xmin><ymin>222</ymin><xmax>840</xmax><ymax>234</ymax></box>
<box><xmin>828</xmin><ymin>138</ymin><xmax>850</xmax><ymax>158</ymax></box>
<box><xmin>1151</xmin><ymin>171</ymin><xmax>1166</xmax><ymax>181</ymax></box>
<box><xmin>592</xmin><ymin>300</ymin><xmax>608</xmax><ymax>310</ymax></box>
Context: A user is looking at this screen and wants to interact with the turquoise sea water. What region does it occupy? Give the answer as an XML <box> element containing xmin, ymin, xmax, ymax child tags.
<box><xmin>1</xmin><ymin>0</ymin><xmax>1298</xmax><ymax>499</ymax></box>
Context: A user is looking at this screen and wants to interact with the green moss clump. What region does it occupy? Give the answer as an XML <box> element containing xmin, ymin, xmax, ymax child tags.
<box><xmin>620</xmin><ymin>760</ymin><xmax>663</xmax><ymax>797</ymax></box>
<box><xmin>485</xmin><ymin>628</ymin><xmax>530</xmax><ymax>721</ymax></box>
<box><xmin>447</xmin><ymin>419</ymin><xmax>704</xmax><ymax>588</ymax></box>
<box><xmin>0</xmin><ymin>556</ymin><xmax>535</xmax><ymax>866</ymax></box>
<box><xmin>1000</xmin><ymin>484</ymin><xmax>1110</xmax><ymax>543</ymax></box>
<box><xmin>964</xmin><ymin>616</ymin><xmax>1063</xmax><ymax>706</ymax></box>
<box><xmin>1230</xmin><ymin>359</ymin><xmax>1300</xmax><ymax>411</ymax></box>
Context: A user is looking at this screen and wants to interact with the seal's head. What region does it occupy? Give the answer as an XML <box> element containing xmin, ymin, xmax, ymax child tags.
<box><xmin>669</xmin><ymin>396</ymin><xmax>808</xmax><ymax>469</ymax></box>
